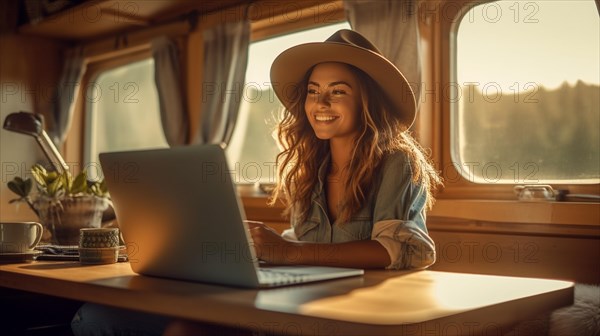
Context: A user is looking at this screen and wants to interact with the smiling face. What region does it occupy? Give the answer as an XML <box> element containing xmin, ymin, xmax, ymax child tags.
<box><xmin>304</xmin><ymin>62</ymin><xmax>362</xmax><ymax>143</ymax></box>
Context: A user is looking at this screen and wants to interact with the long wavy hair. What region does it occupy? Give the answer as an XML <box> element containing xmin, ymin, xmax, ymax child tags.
<box><xmin>269</xmin><ymin>63</ymin><xmax>442</xmax><ymax>224</ymax></box>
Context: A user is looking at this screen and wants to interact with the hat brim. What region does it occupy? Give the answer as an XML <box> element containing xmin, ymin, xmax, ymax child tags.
<box><xmin>270</xmin><ymin>42</ymin><xmax>416</xmax><ymax>128</ymax></box>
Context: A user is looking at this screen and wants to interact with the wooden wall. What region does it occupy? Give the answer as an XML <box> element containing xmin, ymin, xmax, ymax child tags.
<box><xmin>428</xmin><ymin>223</ymin><xmax>600</xmax><ymax>284</ymax></box>
<box><xmin>0</xmin><ymin>34</ymin><xmax>66</xmax><ymax>221</ymax></box>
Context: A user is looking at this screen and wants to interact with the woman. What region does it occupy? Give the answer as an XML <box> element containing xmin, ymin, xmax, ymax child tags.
<box><xmin>72</xmin><ymin>29</ymin><xmax>441</xmax><ymax>336</ymax></box>
<box><xmin>248</xmin><ymin>29</ymin><xmax>441</xmax><ymax>270</ymax></box>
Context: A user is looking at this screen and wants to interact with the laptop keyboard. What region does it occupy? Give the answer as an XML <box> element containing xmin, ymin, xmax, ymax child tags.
<box><xmin>258</xmin><ymin>268</ymin><xmax>309</xmax><ymax>285</ymax></box>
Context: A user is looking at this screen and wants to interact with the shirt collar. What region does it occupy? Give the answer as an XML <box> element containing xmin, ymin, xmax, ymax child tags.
<box><xmin>313</xmin><ymin>152</ymin><xmax>331</xmax><ymax>200</ymax></box>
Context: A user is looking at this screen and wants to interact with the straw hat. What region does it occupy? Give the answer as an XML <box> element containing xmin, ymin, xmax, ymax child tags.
<box><xmin>270</xmin><ymin>29</ymin><xmax>416</xmax><ymax>128</ymax></box>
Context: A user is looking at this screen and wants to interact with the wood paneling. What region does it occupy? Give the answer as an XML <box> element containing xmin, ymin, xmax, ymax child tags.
<box><xmin>0</xmin><ymin>34</ymin><xmax>67</xmax><ymax>221</ymax></box>
<box><xmin>18</xmin><ymin>0</ymin><xmax>249</xmax><ymax>40</ymax></box>
<box><xmin>429</xmin><ymin>230</ymin><xmax>600</xmax><ymax>284</ymax></box>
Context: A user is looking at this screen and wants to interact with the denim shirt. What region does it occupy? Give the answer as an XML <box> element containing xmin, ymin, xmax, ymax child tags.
<box><xmin>281</xmin><ymin>151</ymin><xmax>436</xmax><ymax>270</ymax></box>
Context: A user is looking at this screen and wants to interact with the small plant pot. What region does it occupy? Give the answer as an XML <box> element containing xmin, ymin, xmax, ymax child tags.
<box><xmin>34</xmin><ymin>196</ymin><xmax>110</xmax><ymax>246</ymax></box>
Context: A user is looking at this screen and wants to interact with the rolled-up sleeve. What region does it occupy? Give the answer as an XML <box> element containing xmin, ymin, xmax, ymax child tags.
<box><xmin>281</xmin><ymin>227</ymin><xmax>298</xmax><ymax>241</ymax></box>
<box><xmin>371</xmin><ymin>152</ymin><xmax>436</xmax><ymax>270</ymax></box>
<box><xmin>372</xmin><ymin>220</ymin><xmax>435</xmax><ymax>269</ymax></box>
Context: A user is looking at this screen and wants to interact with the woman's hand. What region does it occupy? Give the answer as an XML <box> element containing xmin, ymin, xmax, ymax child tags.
<box><xmin>244</xmin><ymin>221</ymin><xmax>390</xmax><ymax>268</ymax></box>
<box><xmin>244</xmin><ymin>220</ymin><xmax>300</xmax><ymax>265</ymax></box>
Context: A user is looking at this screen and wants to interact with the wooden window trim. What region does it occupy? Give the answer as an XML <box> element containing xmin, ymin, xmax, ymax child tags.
<box><xmin>64</xmin><ymin>47</ymin><xmax>152</xmax><ymax>169</ymax></box>
<box><xmin>423</xmin><ymin>0</ymin><xmax>600</xmax><ymax>202</ymax></box>
<box><xmin>250</xmin><ymin>0</ymin><xmax>345</xmax><ymax>42</ymax></box>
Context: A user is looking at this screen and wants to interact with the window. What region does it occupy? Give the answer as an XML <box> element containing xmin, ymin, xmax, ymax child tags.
<box><xmin>453</xmin><ymin>0</ymin><xmax>599</xmax><ymax>184</ymax></box>
<box><xmin>226</xmin><ymin>22</ymin><xmax>351</xmax><ymax>186</ymax></box>
<box><xmin>84</xmin><ymin>58</ymin><xmax>168</xmax><ymax>180</ymax></box>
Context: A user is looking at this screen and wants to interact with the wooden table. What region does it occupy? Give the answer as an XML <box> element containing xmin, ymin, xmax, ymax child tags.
<box><xmin>0</xmin><ymin>261</ymin><xmax>573</xmax><ymax>335</ymax></box>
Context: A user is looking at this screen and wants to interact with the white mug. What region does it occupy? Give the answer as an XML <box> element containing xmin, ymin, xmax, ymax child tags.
<box><xmin>0</xmin><ymin>222</ymin><xmax>44</xmax><ymax>253</ymax></box>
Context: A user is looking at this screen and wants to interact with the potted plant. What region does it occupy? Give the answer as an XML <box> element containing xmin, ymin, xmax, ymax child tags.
<box><xmin>7</xmin><ymin>164</ymin><xmax>110</xmax><ymax>246</ymax></box>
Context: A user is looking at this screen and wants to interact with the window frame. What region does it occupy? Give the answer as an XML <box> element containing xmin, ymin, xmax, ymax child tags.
<box><xmin>430</xmin><ymin>0</ymin><xmax>600</xmax><ymax>201</ymax></box>
<box><xmin>250</xmin><ymin>0</ymin><xmax>346</xmax><ymax>42</ymax></box>
<box><xmin>64</xmin><ymin>48</ymin><xmax>152</xmax><ymax>169</ymax></box>
<box><xmin>84</xmin><ymin>52</ymin><xmax>160</xmax><ymax>170</ymax></box>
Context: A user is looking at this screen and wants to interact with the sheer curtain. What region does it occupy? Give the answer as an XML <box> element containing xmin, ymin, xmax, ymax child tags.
<box><xmin>193</xmin><ymin>18</ymin><xmax>250</xmax><ymax>145</ymax></box>
<box><xmin>151</xmin><ymin>36</ymin><xmax>189</xmax><ymax>146</ymax></box>
<box><xmin>344</xmin><ymin>0</ymin><xmax>422</xmax><ymax>107</ymax></box>
<box><xmin>52</xmin><ymin>46</ymin><xmax>85</xmax><ymax>146</ymax></box>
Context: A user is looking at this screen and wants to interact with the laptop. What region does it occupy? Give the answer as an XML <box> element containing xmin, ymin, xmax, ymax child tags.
<box><xmin>99</xmin><ymin>144</ymin><xmax>364</xmax><ymax>288</ymax></box>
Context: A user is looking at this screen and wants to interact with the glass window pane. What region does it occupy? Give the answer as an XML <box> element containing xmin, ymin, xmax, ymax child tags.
<box><xmin>454</xmin><ymin>0</ymin><xmax>599</xmax><ymax>184</ymax></box>
<box><xmin>227</xmin><ymin>22</ymin><xmax>351</xmax><ymax>185</ymax></box>
<box><xmin>85</xmin><ymin>58</ymin><xmax>168</xmax><ymax>179</ymax></box>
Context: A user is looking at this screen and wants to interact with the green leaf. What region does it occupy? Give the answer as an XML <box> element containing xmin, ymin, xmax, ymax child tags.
<box><xmin>30</xmin><ymin>165</ymin><xmax>47</xmax><ymax>188</ymax></box>
<box><xmin>70</xmin><ymin>171</ymin><xmax>88</xmax><ymax>195</ymax></box>
<box><xmin>63</xmin><ymin>171</ymin><xmax>73</xmax><ymax>194</ymax></box>
<box><xmin>47</xmin><ymin>176</ymin><xmax>64</xmax><ymax>197</ymax></box>
<box><xmin>32</xmin><ymin>164</ymin><xmax>46</xmax><ymax>175</ymax></box>
<box><xmin>45</xmin><ymin>171</ymin><xmax>59</xmax><ymax>185</ymax></box>
<box><xmin>89</xmin><ymin>180</ymin><xmax>108</xmax><ymax>197</ymax></box>
<box><xmin>99</xmin><ymin>180</ymin><xmax>108</xmax><ymax>195</ymax></box>
<box><xmin>7</xmin><ymin>180</ymin><xmax>26</xmax><ymax>197</ymax></box>
<box><xmin>89</xmin><ymin>182</ymin><xmax>99</xmax><ymax>196</ymax></box>
<box><xmin>24</xmin><ymin>178</ymin><xmax>32</xmax><ymax>195</ymax></box>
